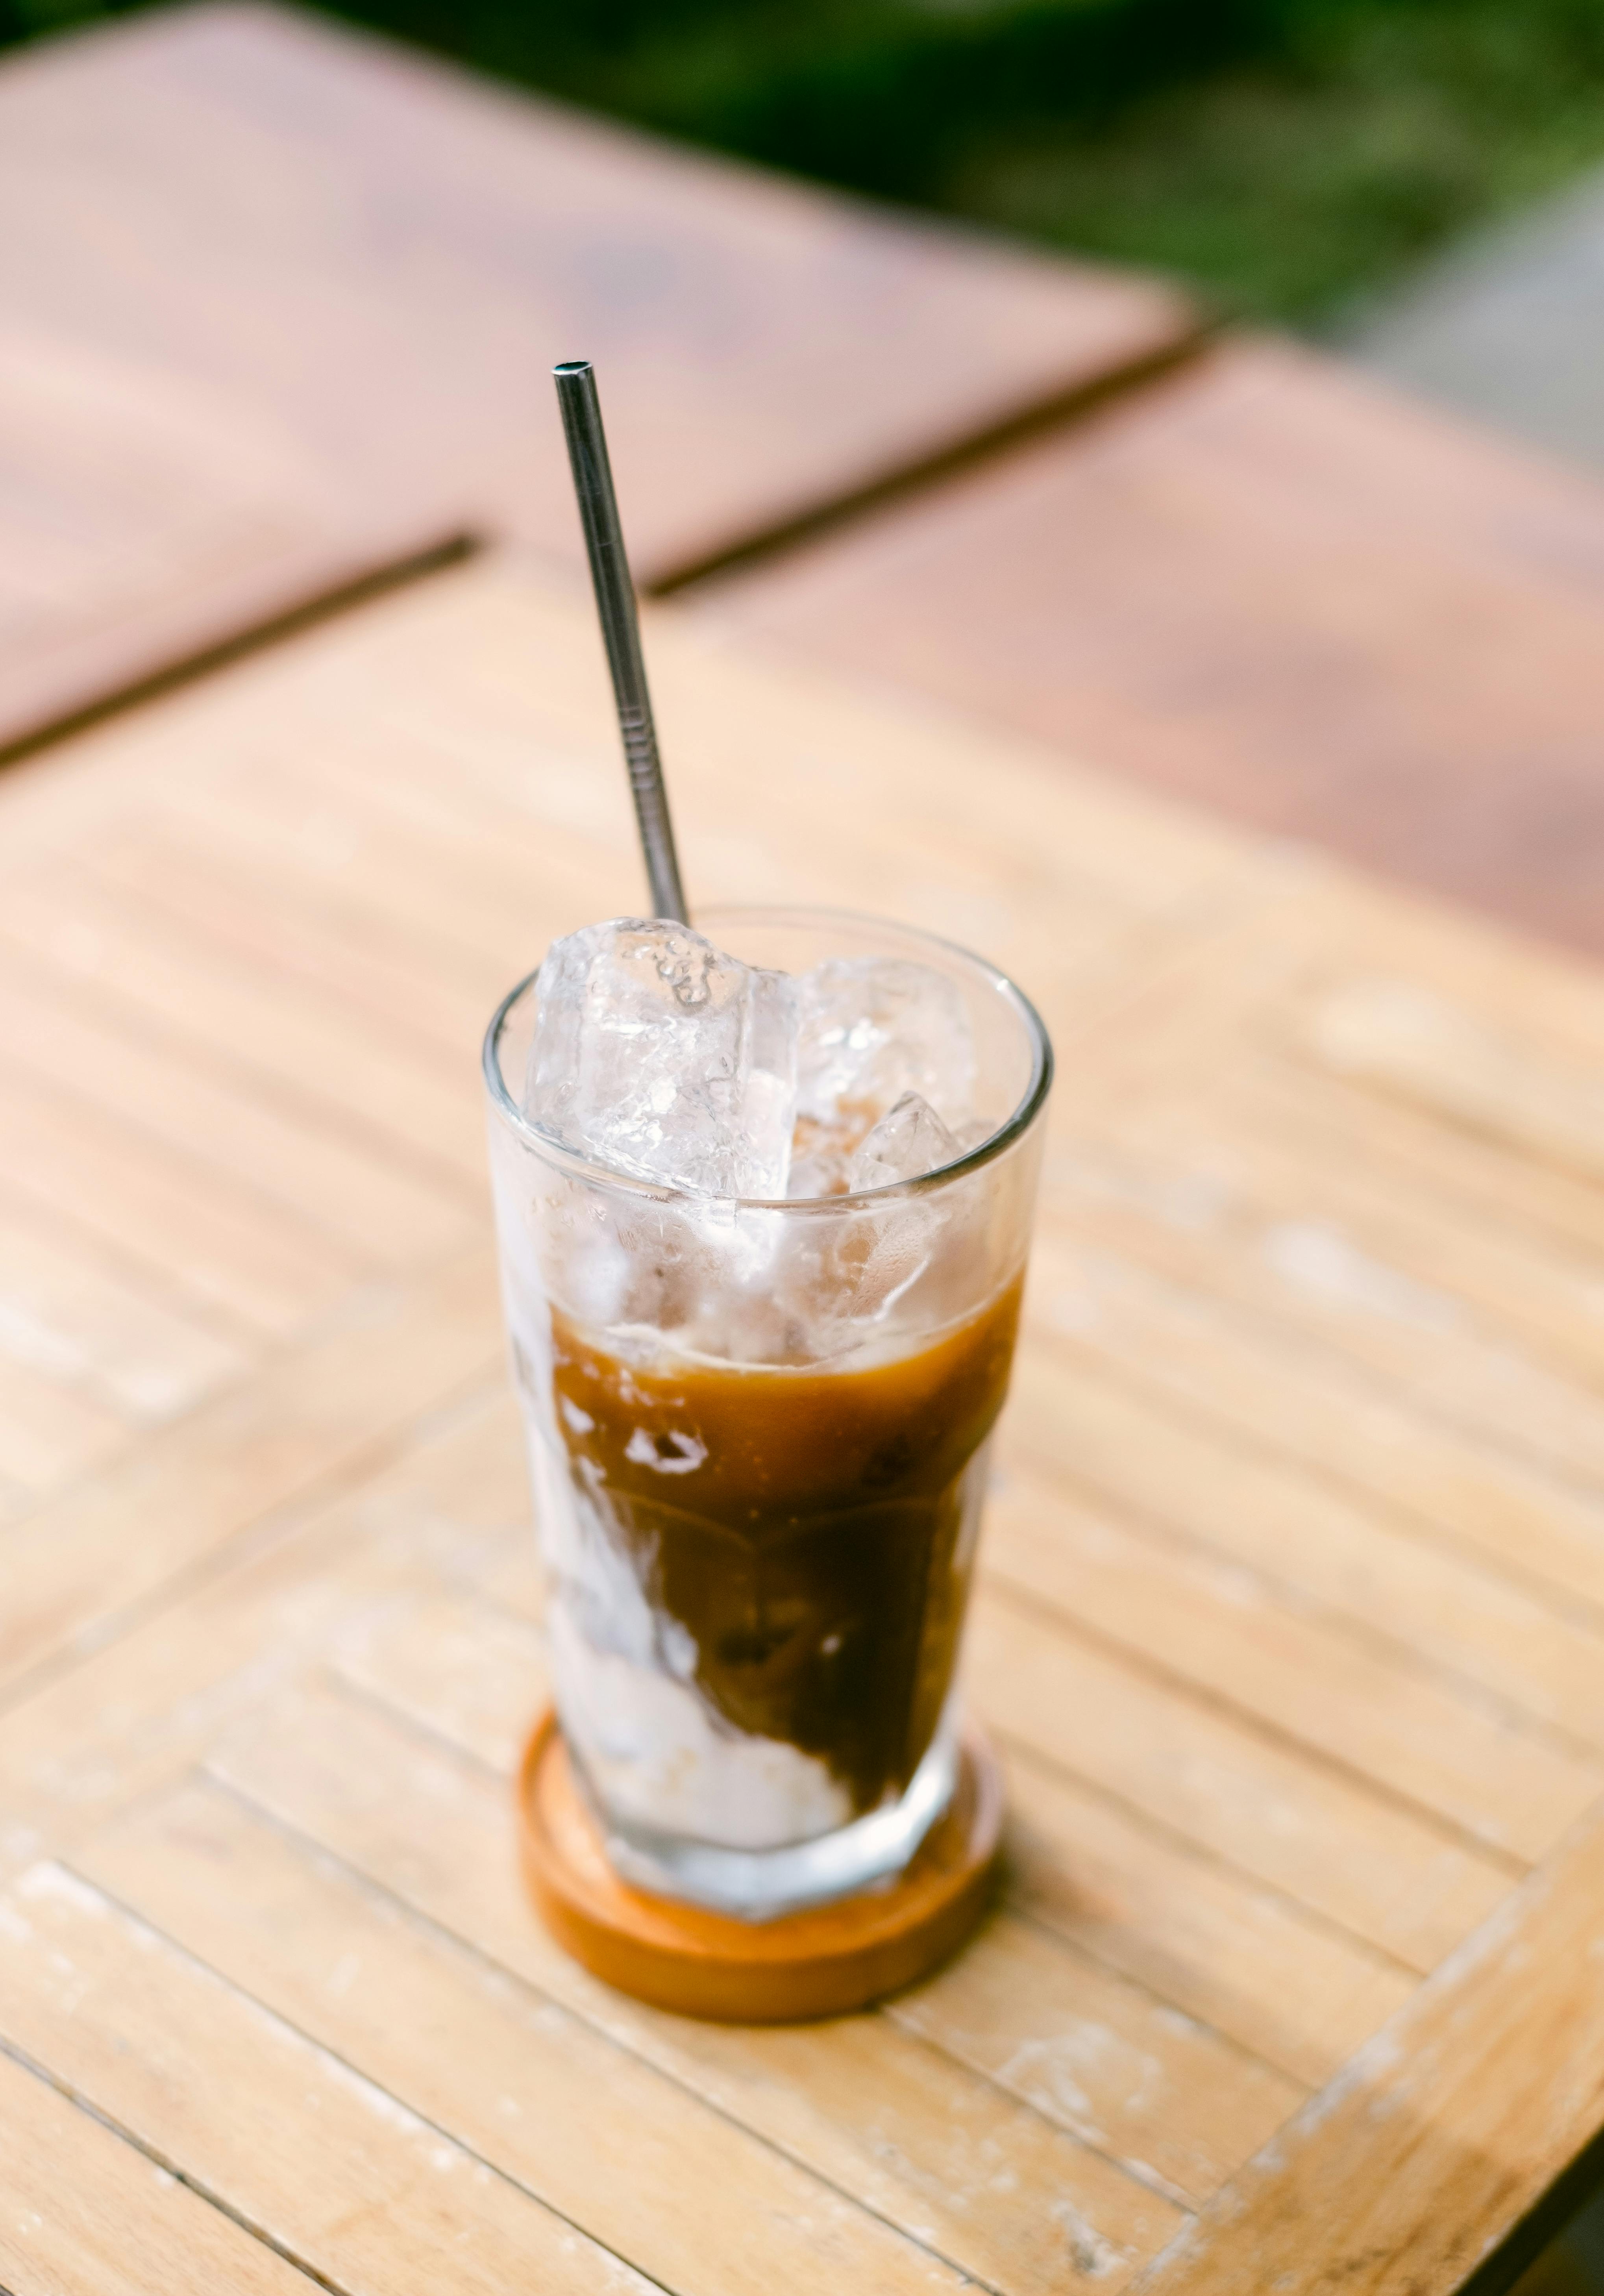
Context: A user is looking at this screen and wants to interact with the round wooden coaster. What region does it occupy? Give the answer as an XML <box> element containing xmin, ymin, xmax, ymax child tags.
<box><xmin>517</xmin><ymin>1711</ymin><xmax>1003</xmax><ymax>2023</ymax></box>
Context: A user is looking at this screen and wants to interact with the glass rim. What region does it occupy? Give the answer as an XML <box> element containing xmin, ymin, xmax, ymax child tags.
<box><xmin>481</xmin><ymin>904</ymin><xmax>1054</xmax><ymax>1213</ymax></box>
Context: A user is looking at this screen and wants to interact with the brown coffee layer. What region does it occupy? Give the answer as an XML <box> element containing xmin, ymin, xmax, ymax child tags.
<box><xmin>549</xmin><ymin>1280</ymin><xmax>1021</xmax><ymax>1816</ymax></box>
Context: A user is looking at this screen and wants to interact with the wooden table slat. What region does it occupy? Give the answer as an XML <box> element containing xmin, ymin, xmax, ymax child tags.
<box><xmin>1014</xmin><ymin>1265</ymin><xmax>1604</xmax><ymax>1746</ymax></box>
<box><xmin>86</xmin><ymin>1767</ymin><xmax>1189</xmax><ymax>2287</ymax></box>
<box><xmin>1003</xmin><ymin>1753</ymin><xmax>1418</xmax><ymax>2089</ymax></box>
<box><xmin>197</xmin><ymin>1682</ymin><xmax>1192</xmax><ymax>2287</ymax></box>
<box><xmin>0</xmin><ymin>1061</ymin><xmax>362</xmax><ymax>1341</ymax></box>
<box><xmin>0</xmin><ymin>1246</ymin><xmax>500</xmax><ymax>1706</ymax></box>
<box><xmin>1130</xmin><ymin>1796</ymin><xmax>1604</xmax><ymax>2295</ymax></box>
<box><xmin>0</xmin><ymin>1350</ymin><xmax>129</xmax><ymax>1498</ymax></box>
<box><xmin>0</xmin><ymin>867</ymin><xmax>490</xmax><ymax>1187</ymax></box>
<box><xmin>694</xmin><ymin>336</ymin><xmax>1604</xmax><ymax>960</ymax></box>
<box><xmin>0</xmin><ymin>0</ymin><xmax>1192</xmax><ymax>751</ymax></box>
<box><xmin>0</xmin><ymin>960</ymin><xmax>473</xmax><ymax>1271</ymax></box>
<box><xmin>981</xmin><ymin>1463</ymin><xmax>1602</xmax><ymax>1861</ymax></box>
<box><xmin>0</xmin><ymin>1860</ymin><xmax>667</xmax><ymax>2296</ymax></box>
<box><xmin>246</xmin><ymin>1571</ymin><xmax>1303</xmax><ymax>2209</ymax></box>
<box><xmin>0</xmin><ymin>2044</ymin><xmax>318</xmax><ymax>2296</ymax></box>
<box><xmin>962</xmin><ymin>1595</ymin><xmax>1512</xmax><ymax>1970</ymax></box>
<box><xmin>0</xmin><ymin>1192</ymin><xmax>246</xmax><ymax>1422</ymax></box>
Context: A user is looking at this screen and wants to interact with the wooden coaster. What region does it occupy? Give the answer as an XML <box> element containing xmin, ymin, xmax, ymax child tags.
<box><xmin>516</xmin><ymin>1710</ymin><xmax>1003</xmax><ymax>2022</ymax></box>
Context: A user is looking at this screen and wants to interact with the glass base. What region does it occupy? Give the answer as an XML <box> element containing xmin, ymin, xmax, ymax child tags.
<box><xmin>582</xmin><ymin>1710</ymin><xmax>961</xmax><ymax>1923</ymax></box>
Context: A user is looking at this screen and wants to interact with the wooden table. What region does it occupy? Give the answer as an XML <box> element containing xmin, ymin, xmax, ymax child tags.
<box><xmin>12</xmin><ymin>0</ymin><xmax>1603</xmax><ymax>966</ymax></box>
<box><xmin>2</xmin><ymin>551</ymin><xmax>1604</xmax><ymax>2293</ymax></box>
<box><xmin>0</xmin><ymin>0</ymin><xmax>1191</xmax><ymax>757</ymax></box>
<box><xmin>697</xmin><ymin>335</ymin><xmax>1604</xmax><ymax>962</ymax></box>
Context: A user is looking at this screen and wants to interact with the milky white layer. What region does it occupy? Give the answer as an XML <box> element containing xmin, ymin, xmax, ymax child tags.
<box><xmin>529</xmin><ymin>1424</ymin><xmax>851</xmax><ymax>1851</ymax></box>
<box><xmin>548</xmin><ymin>1602</ymin><xmax>851</xmax><ymax>1850</ymax></box>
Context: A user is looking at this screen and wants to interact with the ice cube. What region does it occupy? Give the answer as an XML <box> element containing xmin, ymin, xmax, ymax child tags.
<box><xmin>796</xmin><ymin>958</ymin><xmax>974</xmax><ymax>1138</ymax></box>
<box><xmin>784</xmin><ymin>1116</ymin><xmax>856</xmax><ymax>1202</ymax></box>
<box><xmin>849</xmin><ymin>1091</ymin><xmax>960</xmax><ymax>1190</ymax></box>
<box><xmin>525</xmin><ymin>919</ymin><xmax>798</xmax><ymax>1198</ymax></box>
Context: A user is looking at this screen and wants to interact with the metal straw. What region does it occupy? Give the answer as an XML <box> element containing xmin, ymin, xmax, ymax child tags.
<box><xmin>553</xmin><ymin>359</ymin><xmax>689</xmax><ymax>924</ymax></box>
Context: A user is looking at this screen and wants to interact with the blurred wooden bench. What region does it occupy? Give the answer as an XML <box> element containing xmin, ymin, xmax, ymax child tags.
<box><xmin>0</xmin><ymin>0</ymin><xmax>1191</xmax><ymax>755</ymax></box>
<box><xmin>693</xmin><ymin>335</ymin><xmax>1604</xmax><ymax>961</ymax></box>
<box><xmin>13</xmin><ymin>5</ymin><xmax>1604</xmax><ymax>972</ymax></box>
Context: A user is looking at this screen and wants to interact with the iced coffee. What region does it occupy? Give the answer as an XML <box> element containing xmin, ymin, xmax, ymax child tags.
<box><xmin>485</xmin><ymin>909</ymin><xmax>1051</xmax><ymax>1918</ymax></box>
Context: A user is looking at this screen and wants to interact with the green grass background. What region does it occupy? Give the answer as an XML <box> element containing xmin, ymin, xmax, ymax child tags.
<box><xmin>9</xmin><ymin>0</ymin><xmax>1604</xmax><ymax>324</ymax></box>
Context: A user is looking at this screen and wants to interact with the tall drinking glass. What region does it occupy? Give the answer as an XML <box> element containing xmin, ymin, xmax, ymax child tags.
<box><xmin>485</xmin><ymin>909</ymin><xmax>1051</xmax><ymax>1920</ymax></box>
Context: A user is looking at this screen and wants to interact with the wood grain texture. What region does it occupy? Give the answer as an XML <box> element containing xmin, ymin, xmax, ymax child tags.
<box><xmin>1127</xmin><ymin>1798</ymin><xmax>1604</xmax><ymax>2295</ymax></box>
<box><xmin>0</xmin><ymin>0</ymin><xmax>1190</xmax><ymax>749</ymax></box>
<box><xmin>194</xmin><ymin>1683</ymin><xmax>1192</xmax><ymax>2288</ymax></box>
<box><xmin>0</xmin><ymin>1197</ymin><xmax>244</xmax><ymax>1424</ymax></box>
<box><xmin>697</xmin><ymin>335</ymin><xmax>1604</xmax><ymax>959</ymax></box>
<box><xmin>0</xmin><ymin>2045</ymin><xmax>320</xmax><ymax>2296</ymax></box>
<box><xmin>0</xmin><ymin>555</ymin><xmax>1600</xmax><ymax>2288</ymax></box>
<box><xmin>0</xmin><ymin>1862</ymin><xmax>664</xmax><ymax>2296</ymax></box>
<box><xmin>0</xmin><ymin>1245</ymin><xmax>500</xmax><ymax>1703</ymax></box>
<box><xmin>63</xmin><ymin>1776</ymin><xmax>1097</xmax><ymax>2296</ymax></box>
<box><xmin>0</xmin><ymin>1380</ymin><xmax>529</xmax><ymax>1877</ymax></box>
<box><xmin>0</xmin><ymin>313</ymin><xmax>457</xmax><ymax>758</ymax></box>
<box><xmin>1001</xmin><ymin>1753</ymin><xmax>1417</xmax><ymax>2090</ymax></box>
<box><xmin>961</xmin><ymin>1594</ymin><xmax>1514</xmax><ymax>1970</ymax></box>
